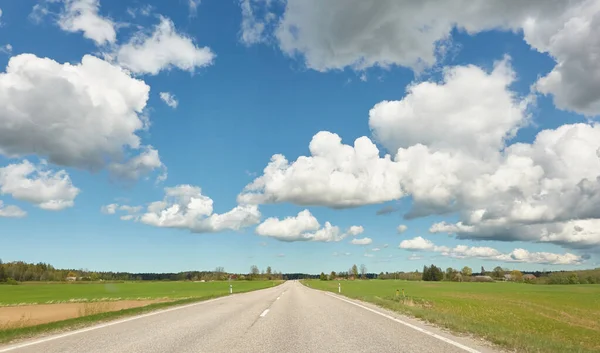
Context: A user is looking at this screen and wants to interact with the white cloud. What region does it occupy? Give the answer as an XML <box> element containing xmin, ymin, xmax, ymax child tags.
<box><xmin>397</xmin><ymin>225</ymin><xmax>407</xmax><ymax>234</ymax></box>
<box><xmin>0</xmin><ymin>160</ymin><xmax>79</xmax><ymax>211</ymax></box>
<box><xmin>107</xmin><ymin>146</ymin><xmax>165</xmax><ymax>182</ymax></box>
<box><xmin>242</xmin><ymin>57</ymin><xmax>600</xmax><ymax>249</ymax></box>
<box><xmin>240</xmin><ymin>60</ymin><xmax>526</xmax><ymax>211</ymax></box>
<box><xmin>350</xmin><ymin>237</ymin><xmax>372</xmax><ymax>245</ymax></box>
<box><xmin>188</xmin><ymin>0</ymin><xmax>201</xmax><ymax>17</ymax></box>
<box><xmin>0</xmin><ymin>54</ymin><xmax>159</xmax><ymax>181</ymax></box>
<box><xmin>530</xmin><ymin>1</ymin><xmax>600</xmax><ymax>116</ymax></box>
<box><xmin>101</xmin><ymin>203</ymin><xmax>142</xmax><ymax>215</ymax></box>
<box><xmin>364</xmin><ymin>253</ymin><xmax>374</xmax><ymax>257</ymax></box>
<box><xmin>255</xmin><ymin>209</ymin><xmax>358</xmax><ymax>242</ymax></box>
<box><xmin>408</xmin><ymin>253</ymin><xmax>422</xmax><ymax>261</ymax></box>
<box><xmin>238</xmin><ymin>131</ymin><xmax>405</xmax><ymax>208</ymax></box>
<box><xmin>58</xmin><ymin>0</ymin><xmax>116</xmax><ymax>46</ymax></box>
<box><xmin>369</xmin><ymin>57</ymin><xmax>527</xmax><ymax>157</ymax></box>
<box><xmin>371</xmin><ymin>247</ymin><xmax>380</xmax><ymax>252</ymax></box>
<box><xmin>239</xmin><ymin>0</ymin><xmax>276</xmax><ymax>45</ymax></box>
<box><xmin>399</xmin><ymin>236</ymin><xmax>435</xmax><ymax>251</ymax></box>
<box><xmin>114</xmin><ymin>16</ymin><xmax>215</xmax><ymax>75</ymax></box>
<box><xmin>383</xmin><ymin>244</ymin><xmax>389</xmax><ymax>248</ymax></box>
<box><xmin>115</xmin><ymin>185</ymin><xmax>260</xmax><ymax>233</ymax></box>
<box><xmin>400</xmin><ymin>236</ymin><xmax>582</xmax><ymax>265</ymax></box>
<box><xmin>159</xmin><ymin>92</ymin><xmax>178</xmax><ymax>108</ymax></box>
<box><xmin>0</xmin><ymin>44</ymin><xmax>12</xmax><ymax>55</ymax></box>
<box><xmin>245</xmin><ymin>0</ymin><xmax>600</xmax><ymax>115</ymax></box>
<box><xmin>332</xmin><ymin>251</ymin><xmax>351</xmax><ymax>256</ymax></box>
<box><xmin>0</xmin><ymin>201</ymin><xmax>26</xmax><ymax>218</ymax></box>
<box><xmin>347</xmin><ymin>225</ymin><xmax>364</xmax><ymax>236</ymax></box>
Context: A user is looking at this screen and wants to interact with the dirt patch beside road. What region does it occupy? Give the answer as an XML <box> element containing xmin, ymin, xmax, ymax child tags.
<box><xmin>0</xmin><ymin>299</ymin><xmax>170</xmax><ymax>329</ymax></box>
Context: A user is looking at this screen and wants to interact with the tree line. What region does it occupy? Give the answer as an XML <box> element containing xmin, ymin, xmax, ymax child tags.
<box><xmin>0</xmin><ymin>259</ymin><xmax>286</xmax><ymax>283</ymax></box>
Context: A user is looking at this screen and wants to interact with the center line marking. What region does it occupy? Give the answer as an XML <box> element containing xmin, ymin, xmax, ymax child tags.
<box><xmin>260</xmin><ymin>309</ymin><xmax>270</xmax><ymax>317</ymax></box>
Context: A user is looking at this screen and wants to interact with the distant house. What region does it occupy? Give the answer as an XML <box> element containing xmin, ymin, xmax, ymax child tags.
<box><xmin>504</xmin><ymin>274</ymin><xmax>513</xmax><ymax>281</ymax></box>
<box><xmin>523</xmin><ymin>274</ymin><xmax>536</xmax><ymax>281</ymax></box>
<box><xmin>472</xmin><ymin>275</ymin><xmax>494</xmax><ymax>282</ymax></box>
<box><xmin>65</xmin><ymin>276</ymin><xmax>77</xmax><ymax>281</ymax></box>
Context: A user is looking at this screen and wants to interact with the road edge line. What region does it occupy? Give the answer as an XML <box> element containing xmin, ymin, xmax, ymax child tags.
<box><xmin>323</xmin><ymin>292</ymin><xmax>482</xmax><ymax>353</ymax></box>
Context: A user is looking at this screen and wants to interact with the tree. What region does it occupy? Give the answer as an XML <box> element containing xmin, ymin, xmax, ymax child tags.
<box><xmin>445</xmin><ymin>267</ymin><xmax>455</xmax><ymax>281</ymax></box>
<box><xmin>351</xmin><ymin>264</ymin><xmax>359</xmax><ymax>278</ymax></box>
<box><xmin>462</xmin><ymin>266</ymin><xmax>472</xmax><ymax>277</ymax></box>
<box><xmin>360</xmin><ymin>264</ymin><xmax>367</xmax><ymax>279</ymax></box>
<box><xmin>423</xmin><ymin>264</ymin><xmax>443</xmax><ymax>281</ymax></box>
<box><xmin>0</xmin><ymin>259</ymin><xmax>6</xmax><ymax>282</ymax></box>
<box><xmin>511</xmin><ymin>269</ymin><xmax>523</xmax><ymax>282</ymax></box>
<box><xmin>330</xmin><ymin>271</ymin><xmax>336</xmax><ymax>280</ymax></box>
<box><xmin>493</xmin><ymin>266</ymin><xmax>504</xmax><ymax>279</ymax></box>
<box><xmin>250</xmin><ymin>265</ymin><xmax>259</xmax><ymax>279</ymax></box>
<box><xmin>481</xmin><ymin>266</ymin><xmax>486</xmax><ymax>276</ymax></box>
<box><xmin>266</xmin><ymin>266</ymin><xmax>272</xmax><ymax>275</ymax></box>
<box><xmin>320</xmin><ymin>272</ymin><xmax>327</xmax><ymax>281</ymax></box>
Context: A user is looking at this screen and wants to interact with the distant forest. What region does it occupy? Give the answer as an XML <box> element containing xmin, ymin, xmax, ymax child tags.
<box><xmin>0</xmin><ymin>259</ymin><xmax>598</xmax><ymax>284</ymax></box>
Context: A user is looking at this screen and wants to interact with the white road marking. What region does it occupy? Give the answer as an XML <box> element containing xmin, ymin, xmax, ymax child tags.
<box><xmin>0</xmin><ymin>296</ymin><xmax>230</xmax><ymax>353</ymax></box>
<box><xmin>324</xmin><ymin>292</ymin><xmax>482</xmax><ymax>353</ymax></box>
<box><xmin>259</xmin><ymin>309</ymin><xmax>270</xmax><ymax>317</ymax></box>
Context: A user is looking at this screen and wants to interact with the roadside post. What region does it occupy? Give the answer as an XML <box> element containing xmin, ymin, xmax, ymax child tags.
<box><xmin>338</xmin><ymin>282</ymin><xmax>341</xmax><ymax>293</ymax></box>
<box><xmin>230</xmin><ymin>284</ymin><xmax>233</xmax><ymax>294</ymax></box>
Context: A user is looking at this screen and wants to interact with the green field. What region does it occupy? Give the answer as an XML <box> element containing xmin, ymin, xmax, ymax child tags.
<box><xmin>306</xmin><ymin>280</ymin><xmax>600</xmax><ymax>353</ymax></box>
<box><xmin>0</xmin><ymin>281</ymin><xmax>280</xmax><ymax>305</ymax></box>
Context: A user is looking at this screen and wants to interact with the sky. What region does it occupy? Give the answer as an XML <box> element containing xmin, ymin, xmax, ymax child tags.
<box><xmin>1</xmin><ymin>0</ymin><xmax>600</xmax><ymax>274</ymax></box>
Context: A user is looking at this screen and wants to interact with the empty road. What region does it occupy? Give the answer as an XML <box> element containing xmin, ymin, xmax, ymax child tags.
<box><xmin>0</xmin><ymin>281</ymin><xmax>498</xmax><ymax>353</ymax></box>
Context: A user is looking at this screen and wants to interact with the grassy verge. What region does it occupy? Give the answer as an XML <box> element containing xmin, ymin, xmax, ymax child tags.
<box><xmin>0</xmin><ymin>280</ymin><xmax>282</xmax><ymax>345</ymax></box>
<box><xmin>304</xmin><ymin>280</ymin><xmax>600</xmax><ymax>353</ymax></box>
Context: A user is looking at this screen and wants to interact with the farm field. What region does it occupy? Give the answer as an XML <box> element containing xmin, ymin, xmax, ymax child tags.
<box><xmin>306</xmin><ymin>280</ymin><xmax>600</xmax><ymax>353</ymax></box>
<box><xmin>0</xmin><ymin>280</ymin><xmax>280</xmax><ymax>305</ymax></box>
<box><xmin>0</xmin><ymin>280</ymin><xmax>280</xmax><ymax>338</ymax></box>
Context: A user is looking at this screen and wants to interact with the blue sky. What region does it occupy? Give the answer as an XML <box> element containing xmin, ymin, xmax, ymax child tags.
<box><xmin>1</xmin><ymin>0</ymin><xmax>599</xmax><ymax>274</ymax></box>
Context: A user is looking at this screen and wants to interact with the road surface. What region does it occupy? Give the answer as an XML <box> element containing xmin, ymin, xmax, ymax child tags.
<box><xmin>0</xmin><ymin>281</ymin><xmax>498</xmax><ymax>353</ymax></box>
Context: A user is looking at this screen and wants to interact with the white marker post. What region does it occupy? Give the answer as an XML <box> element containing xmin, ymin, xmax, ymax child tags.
<box><xmin>338</xmin><ymin>282</ymin><xmax>341</xmax><ymax>293</ymax></box>
<box><xmin>229</xmin><ymin>284</ymin><xmax>233</xmax><ymax>294</ymax></box>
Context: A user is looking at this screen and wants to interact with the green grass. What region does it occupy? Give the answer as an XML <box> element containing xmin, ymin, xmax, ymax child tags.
<box><xmin>306</xmin><ymin>280</ymin><xmax>600</xmax><ymax>353</ymax></box>
<box><xmin>0</xmin><ymin>280</ymin><xmax>280</xmax><ymax>305</ymax></box>
<box><xmin>0</xmin><ymin>280</ymin><xmax>280</xmax><ymax>344</ymax></box>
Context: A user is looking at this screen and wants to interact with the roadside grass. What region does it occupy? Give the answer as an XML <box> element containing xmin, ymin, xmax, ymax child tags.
<box><xmin>0</xmin><ymin>280</ymin><xmax>280</xmax><ymax>306</ymax></box>
<box><xmin>306</xmin><ymin>280</ymin><xmax>600</xmax><ymax>353</ymax></box>
<box><xmin>0</xmin><ymin>280</ymin><xmax>281</xmax><ymax>344</ymax></box>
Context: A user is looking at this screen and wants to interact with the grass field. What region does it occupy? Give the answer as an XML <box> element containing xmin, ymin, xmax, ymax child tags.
<box><xmin>0</xmin><ymin>281</ymin><xmax>280</xmax><ymax>305</ymax></box>
<box><xmin>306</xmin><ymin>280</ymin><xmax>600</xmax><ymax>353</ymax></box>
<box><xmin>0</xmin><ymin>280</ymin><xmax>280</xmax><ymax>344</ymax></box>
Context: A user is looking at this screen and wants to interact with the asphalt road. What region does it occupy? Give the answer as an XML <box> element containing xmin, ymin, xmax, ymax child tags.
<box><xmin>0</xmin><ymin>281</ymin><xmax>499</xmax><ymax>353</ymax></box>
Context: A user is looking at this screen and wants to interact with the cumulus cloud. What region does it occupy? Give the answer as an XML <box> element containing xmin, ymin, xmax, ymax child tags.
<box><xmin>101</xmin><ymin>203</ymin><xmax>142</xmax><ymax>215</ymax></box>
<box><xmin>238</xmin><ymin>131</ymin><xmax>405</xmax><ymax>208</ymax></box>
<box><xmin>0</xmin><ymin>160</ymin><xmax>79</xmax><ymax>211</ymax></box>
<box><xmin>242</xmin><ymin>57</ymin><xmax>600</xmax><ymax>249</ymax></box>
<box><xmin>0</xmin><ymin>54</ymin><xmax>160</xmax><ymax>181</ymax></box>
<box><xmin>408</xmin><ymin>253</ymin><xmax>422</xmax><ymax>261</ymax></box>
<box><xmin>397</xmin><ymin>225</ymin><xmax>408</xmax><ymax>234</ymax></box>
<box><xmin>114</xmin><ymin>16</ymin><xmax>214</xmax><ymax>75</ymax></box>
<box><xmin>244</xmin><ymin>0</ymin><xmax>600</xmax><ymax>115</ymax></box>
<box><xmin>255</xmin><ymin>209</ymin><xmax>361</xmax><ymax>242</ymax></box>
<box><xmin>239</xmin><ymin>0</ymin><xmax>276</xmax><ymax>45</ymax></box>
<box><xmin>113</xmin><ymin>185</ymin><xmax>260</xmax><ymax>233</ymax></box>
<box><xmin>399</xmin><ymin>236</ymin><xmax>582</xmax><ymax>265</ymax></box>
<box><xmin>159</xmin><ymin>92</ymin><xmax>178</xmax><ymax>108</ymax></box>
<box><xmin>58</xmin><ymin>0</ymin><xmax>116</xmax><ymax>46</ymax></box>
<box><xmin>0</xmin><ymin>201</ymin><xmax>26</xmax><ymax>218</ymax></box>
<box><xmin>350</xmin><ymin>237</ymin><xmax>372</xmax><ymax>245</ymax></box>
<box><xmin>347</xmin><ymin>225</ymin><xmax>364</xmax><ymax>236</ymax></box>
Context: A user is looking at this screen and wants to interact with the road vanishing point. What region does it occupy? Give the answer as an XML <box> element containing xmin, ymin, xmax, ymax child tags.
<box><xmin>0</xmin><ymin>281</ymin><xmax>499</xmax><ymax>353</ymax></box>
